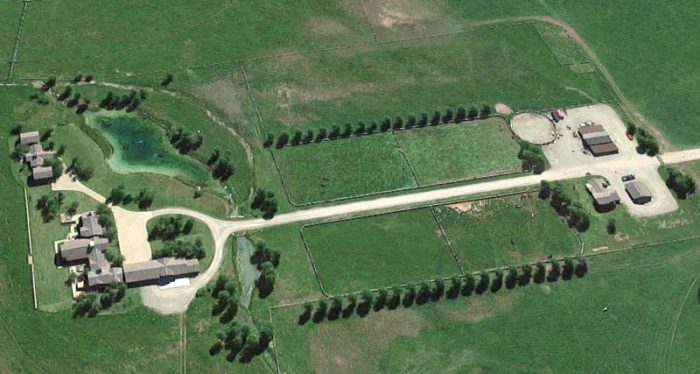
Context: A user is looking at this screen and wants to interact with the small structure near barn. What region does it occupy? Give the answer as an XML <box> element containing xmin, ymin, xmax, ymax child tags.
<box><xmin>18</xmin><ymin>131</ymin><xmax>57</xmax><ymax>182</ymax></box>
<box><xmin>625</xmin><ymin>181</ymin><xmax>652</xmax><ymax>205</ymax></box>
<box><xmin>578</xmin><ymin>124</ymin><xmax>619</xmax><ymax>156</ymax></box>
<box><xmin>586</xmin><ymin>179</ymin><xmax>620</xmax><ymax>211</ymax></box>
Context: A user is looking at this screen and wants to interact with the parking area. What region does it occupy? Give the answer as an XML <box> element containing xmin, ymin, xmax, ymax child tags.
<box><xmin>541</xmin><ymin>104</ymin><xmax>678</xmax><ymax>217</ymax></box>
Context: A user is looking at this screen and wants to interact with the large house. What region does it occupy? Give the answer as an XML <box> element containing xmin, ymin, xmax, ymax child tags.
<box><xmin>18</xmin><ymin>131</ymin><xmax>56</xmax><ymax>181</ymax></box>
<box><xmin>59</xmin><ymin>212</ymin><xmax>200</xmax><ymax>289</ymax></box>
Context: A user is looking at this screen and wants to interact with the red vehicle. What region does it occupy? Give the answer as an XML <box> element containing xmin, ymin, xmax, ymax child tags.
<box><xmin>555</xmin><ymin>109</ymin><xmax>566</xmax><ymax>119</ymax></box>
<box><xmin>626</xmin><ymin>132</ymin><xmax>634</xmax><ymax>140</ymax></box>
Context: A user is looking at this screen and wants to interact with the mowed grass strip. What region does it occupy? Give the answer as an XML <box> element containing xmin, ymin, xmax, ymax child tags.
<box><xmin>246</xmin><ymin>23</ymin><xmax>612</xmax><ymax>134</ymax></box>
<box><xmin>396</xmin><ymin>118</ymin><xmax>521</xmax><ymax>185</ymax></box>
<box><xmin>274</xmin><ymin>133</ymin><xmax>416</xmax><ymax>204</ymax></box>
<box><xmin>435</xmin><ymin>195</ymin><xmax>580</xmax><ymax>271</ymax></box>
<box><xmin>302</xmin><ymin>209</ymin><xmax>459</xmax><ymax>294</ymax></box>
<box><xmin>271</xmin><ymin>240</ymin><xmax>700</xmax><ymax>373</ymax></box>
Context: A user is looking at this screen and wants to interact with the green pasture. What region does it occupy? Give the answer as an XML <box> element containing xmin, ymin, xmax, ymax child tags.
<box><xmin>302</xmin><ymin>209</ymin><xmax>460</xmax><ymax>294</ymax></box>
<box><xmin>274</xmin><ymin>133</ymin><xmax>416</xmax><ymax>204</ymax></box>
<box><xmin>396</xmin><ymin>118</ymin><xmax>522</xmax><ymax>185</ymax></box>
<box><xmin>245</xmin><ymin>22</ymin><xmax>612</xmax><ymax>134</ymax></box>
<box><xmin>435</xmin><ymin>195</ymin><xmax>580</xmax><ymax>271</ymax></box>
<box><xmin>271</xmin><ymin>239</ymin><xmax>700</xmax><ymax>372</ymax></box>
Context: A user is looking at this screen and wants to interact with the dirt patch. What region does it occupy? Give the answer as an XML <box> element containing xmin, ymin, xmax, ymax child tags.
<box><xmin>447</xmin><ymin>201</ymin><xmax>474</xmax><ymax>213</ymax></box>
<box><xmin>592</xmin><ymin>246</ymin><xmax>609</xmax><ymax>252</ymax></box>
<box><xmin>510</xmin><ymin>112</ymin><xmax>555</xmax><ymax>145</ymax></box>
<box><xmin>614</xmin><ymin>233</ymin><xmax>630</xmax><ymax>242</ymax></box>
<box><xmin>495</xmin><ymin>103</ymin><xmax>513</xmax><ymax>114</ymax></box>
<box><xmin>448</xmin><ymin>293</ymin><xmax>520</xmax><ymax>323</ymax></box>
<box><xmin>363</xmin><ymin>0</ymin><xmax>454</xmax><ymax>38</ymax></box>
<box><xmin>195</xmin><ymin>74</ymin><xmax>246</xmax><ymax>123</ymax></box>
<box><xmin>309</xmin><ymin>17</ymin><xmax>351</xmax><ymax>36</ymax></box>
<box><xmin>310</xmin><ymin>309</ymin><xmax>423</xmax><ymax>373</ymax></box>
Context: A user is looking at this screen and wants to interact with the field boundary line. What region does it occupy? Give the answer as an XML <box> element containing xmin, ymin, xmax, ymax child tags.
<box><xmin>665</xmin><ymin>269</ymin><xmax>700</xmax><ymax>370</ymax></box>
<box><xmin>298</xmin><ymin>227</ymin><xmax>331</xmax><ymax>297</ymax></box>
<box><xmin>7</xmin><ymin>0</ymin><xmax>30</xmax><ymax>79</ymax></box>
<box><xmin>239</xmin><ymin>62</ymin><xmax>266</xmax><ymax>143</ymax></box>
<box><xmin>358</xmin><ymin>0</ymin><xmax>377</xmax><ymax>42</ymax></box>
<box><xmin>23</xmin><ymin>187</ymin><xmax>38</xmax><ymax>310</ymax></box>
<box><xmin>582</xmin><ymin>234</ymin><xmax>700</xmax><ymax>259</ymax></box>
<box><xmin>268</xmin><ymin>308</ymin><xmax>282</xmax><ymax>374</ymax></box>
<box><xmin>430</xmin><ymin>208</ymin><xmax>465</xmax><ymax>275</ymax></box>
<box><xmin>391</xmin><ymin>131</ymin><xmax>420</xmax><ymax>186</ymax></box>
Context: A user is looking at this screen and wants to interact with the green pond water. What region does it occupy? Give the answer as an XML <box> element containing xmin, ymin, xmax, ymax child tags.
<box><xmin>90</xmin><ymin>115</ymin><xmax>210</xmax><ymax>183</ymax></box>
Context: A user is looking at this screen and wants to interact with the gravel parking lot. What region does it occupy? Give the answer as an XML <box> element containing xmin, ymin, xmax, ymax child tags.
<box><xmin>542</xmin><ymin>104</ymin><xmax>677</xmax><ymax>217</ymax></box>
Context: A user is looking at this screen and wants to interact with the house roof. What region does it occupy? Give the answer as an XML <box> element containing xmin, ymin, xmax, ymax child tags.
<box><xmin>60</xmin><ymin>238</ymin><xmax>109</xmax><ymax>262</ymax></box>
<box><xmin>19</xmin><ymin>131</ymin><xmax>40</xmax><ymax>145</ymax></box>
<box><xmin>578</xmin><ymin>125</ymin><xmax>605</xmax><ymax>135</ymax></box>
<box><xmin>586</xmin><ymin>179</ymin><xmax>620</xmax><ymax>205</ymax></box>
<box><xmin>122</xmin><ymin>257</ymin><xmax>200</xmax><ymax>284</ymax></box>
<box><xmin>589</xmin><ymin>143</ymin><xmax>619</xmax><ymax>155</ymax></box>
<box><xmin>79</xmin><ymin>213</ymin><xmax>104</xmax><ymax>238</ymax></box>
<box><xmin>87</xmin><ymin>267</ymin><xmax>124</xmax><ymax>287</ymax></box>
<box><xmin>32</xmin><ymin>166</ymin><xmax>53</xmax><ymax>180</ymax></box>
<box><xmin>625</xmin><ymin>181</ymin><xmax>652</xmax><ymax>199</ymax></box>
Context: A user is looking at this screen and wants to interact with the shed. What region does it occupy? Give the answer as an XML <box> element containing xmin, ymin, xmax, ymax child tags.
<box><xmin>625</xmin><ymin>181</ymin><xmax>652</xmax><ymax>204</ymax></box>
<box><xmin>586</xmin><ymin>179</ymin><xmax>620</xmax><ymax>207</ymax></box>
<box><xmin>589</xmin><ymin>143</ymin><xmax>619</xmax><ymax>156</ymax></box>
<box><xmin>19</xmin><ymin>131</ymin><xmax>40</xmax><ymax>145</ymax></box>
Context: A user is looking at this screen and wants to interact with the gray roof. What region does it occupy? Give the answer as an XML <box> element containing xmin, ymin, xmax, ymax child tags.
<box><xmin>24</xmin><ymin>143</ymin><xmax>55</xmax><ymax>167</ymax></box>
<box><xmin>584</xmin><ymin>134</ymin><xmax>613</xmax><ymax>146</ymax></box>
<box><xmin>87</xmin><ymin>267</ymin><xmax>124</xmax><ymax>287</ymax></box>
<box><xmin>32</xmin><ymin>166</ymin><xmax>53</xmax><ymax>180</ymax></box>
<box><xmin>586</xmin><ymin>179</ymin><xmax>620</xmax><ymax>205</ymax></box>
<box><xmin>123</xmin><ymin>257</ymin><xmax>200</xmax><ymax>284</ymax></box>
<box><xmin>19</xmin><ymin>131</ymin><xmax>40</xmax><ymax>145</ymax></box>
<box><xmin>60</xmin><ymin>238</ymin><xmax>109</xmax><ymax>262</ymax></box>
<box><xmin>79</xmin><ymin>213</ymin><xmax>104</xmax><ymax>238</ymax></box>
<box><xmin>625</xmin><ymin>181</ymin><xmax>652</xmax><ymax>200</ymax></box>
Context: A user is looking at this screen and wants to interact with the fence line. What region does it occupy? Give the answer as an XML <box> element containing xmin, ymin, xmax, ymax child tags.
<box><xmin>7</xmin><ymin>0</ymin><xmax>30</xmax><ymax>78</ymax></box>
<box><xmin>23</xmin><ymin>188</ymin><xmax>38</xmax><ymax>310</ymax></box>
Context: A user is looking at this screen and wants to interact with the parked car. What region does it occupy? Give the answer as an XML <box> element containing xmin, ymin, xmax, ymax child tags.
<box><xmin>621</xmin><ymin>174</ymin><xmax>635</xmax><ymax>182</ymax></box>
<box><xmin>556</xmin><ymin>109</ymin><xmax>566</xmax><ymax>119</ymax></box>
<box><xmin>551</xmin><ymin>111</ymin><xmax>560</xmax><ymax>122</ymax></box>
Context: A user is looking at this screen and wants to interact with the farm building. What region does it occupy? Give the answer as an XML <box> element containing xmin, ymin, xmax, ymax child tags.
<box><xmin>586</xmin><ymin>179</ymin><xmax>620</xmax><ymax>210</ymax></box>
<box><xmin>122</xmin><ymin>257</ymin><xmax>200</xmax><ymax>286</ymax></box>
<box><xmin>32</xmin><ymin>166</ymin><xmax>54</xmax><ymax>181</ymax></box>
<box><xmin>78</xmin><ymin>212</ymin><xmax>104</xmax><ymax>238</ymax></box>
<box><xmin>19</xmin><ymin>131</ymin><xmax>40</xmax><ymax>145</ymax></box>
<box><xmin>625</xmin><ymin>181</ymin><xmax>652</xmax><ymax>205</ymax></box>
<box><xmin>578</xmin><ymin>124</ymin><xmax>619</xmax><ymax>156</ymax></box>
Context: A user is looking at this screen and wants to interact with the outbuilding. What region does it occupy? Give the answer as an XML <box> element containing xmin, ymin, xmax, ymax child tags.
<box><xmin>19</xmin><ymin>131</ymin><xmax>40</xmax><ymax>145</ymax></box>
<box><xmin>625</xmin><ymin>181</ymin><xmax>652</xmax><ymax>205</ymax></box>
<box><xmin>586</xmin><ymin>179</ymin><xmax>620</xmax><ymax>210</ymax></box>
<box><xmin>32</xmin><ymin>166</ymin><xmax>54</xmax><ymax>181</ymax></box>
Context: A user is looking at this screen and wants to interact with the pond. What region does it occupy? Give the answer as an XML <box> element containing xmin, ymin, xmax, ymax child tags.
<box><xmin>88</xmin><ymin>115</ymin><xmax>211</xmax><ymax>183</ymax></box>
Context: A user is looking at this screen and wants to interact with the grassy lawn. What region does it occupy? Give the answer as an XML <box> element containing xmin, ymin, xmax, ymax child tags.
<box><xmin>16</xmin><ymin>0</ymin><xmax>371</xmax><ymax>79</ymax></box>
<box><xmin>0</xmin><ymin>2</ymin><xmax>21</xmax><ymax>69</ymax></box>
<box><xmin>435</xmin><ymin>194</ymin><xmax>581</xmax><ymax>271</ymax></box>
<box><xmin>245</xmin><ymin>22</ymin><xmax>612</xmax><ymax>135</ymax></box>
<box><xmin>274</xmin><ymin>133</ymin><xmax>416</xmax><ymax>205</ymax></box>
<box><xmin>147</xmin><ymin>215</ymin><xmax>216</xmax><ymax>271</ymax></box>
<box><xmin>302</xmin><ymin>209</ymin><xmax>460</xmax><ymax>294</ymax></box>
<box><xmin>271</xmin><ymin>239</ymin><xmax>700</xmax><ymax>372</ymax></box>
<box><xmin>25</xmin><ymin>187</ymin><xmax>103</xmax><ymax>312</ymax></box>
<box><xmin>396</xmin><ymin>118</ymin><xmax>522</xmax><ymax>185</ymax></box>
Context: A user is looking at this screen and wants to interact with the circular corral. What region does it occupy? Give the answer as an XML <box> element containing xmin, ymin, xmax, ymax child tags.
<box><xmin>510</xmin><ymin>112</ymin><xmax>556</xmax><ymax>144</ymax></box>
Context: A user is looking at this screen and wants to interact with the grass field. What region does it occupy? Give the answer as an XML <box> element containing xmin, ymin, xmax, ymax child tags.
<box><xmin>274</xmin><ymin>133</ymin><xmax>416</xmax><ymax>204</ymax></box>
<box><xmin>396</xmin><ymin>118</ymin><xmax>522</xmax><ymax>185</ymax></box>
<box><xmin>275</xmin><ymin>119</ymin><xmax>524</xmax><ymax>205</ymax></box>
<box><xmin>302</xmin><ymin>209</ymin><xmax>460</xmax><ymax>294</ymax></box>
<box><xmin>147</xmin><ymin>215</ymin><xmax>216</xmax><ymax>271</ymax></box>
<box><xmin>435</xmin><ymin>195</ymin><xmax>581</xmax><ymax>271</ymax></box>
<box><xmin>14</xmin><ymin>0</ymin><xmax>371</xmax><ymax>79</ymax></box>
<box><xmin>245</xmin><ymin>22</ymin><xmax>612</xmax><ymax>134</ymax></box>
<box><xmin>271</xmin><ymin>239</ymin><xmax>700</xmax><ymax>372</ymax></box>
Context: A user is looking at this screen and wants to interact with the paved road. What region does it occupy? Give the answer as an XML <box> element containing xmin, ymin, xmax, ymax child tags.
<box><xmin>54</xmin><ymin>147</ymin><xmax>700</xmax><ymax>314</ymax></box>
